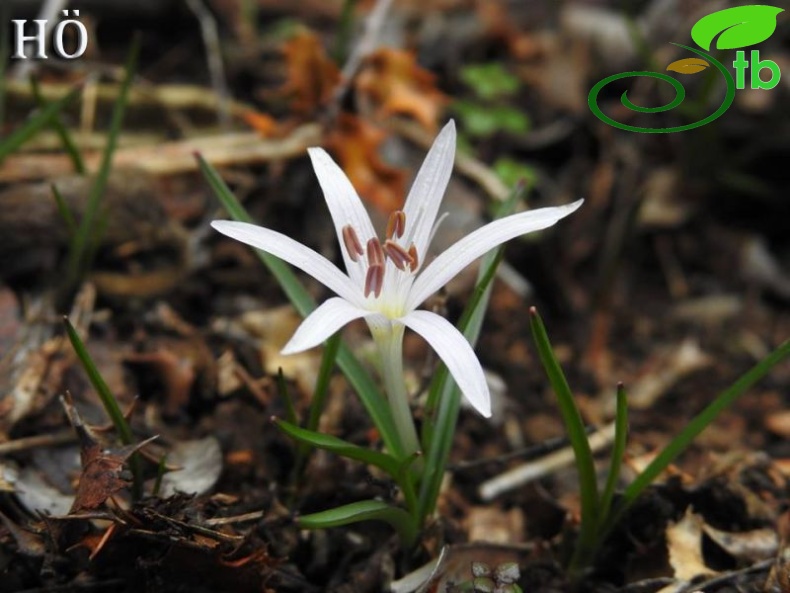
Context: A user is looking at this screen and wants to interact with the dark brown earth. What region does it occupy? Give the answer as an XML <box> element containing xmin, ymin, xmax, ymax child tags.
<box><xmin>1</xmin><ymin>2</ymin><xmax>788</xmax><ymax>592</ymax></box>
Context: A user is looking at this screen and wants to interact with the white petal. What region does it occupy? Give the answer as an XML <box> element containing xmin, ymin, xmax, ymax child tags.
<box><xmin>401</xmin><ymin>120</ymin><xmax>456</xmax><ymax>263</ymax></box>
<box><xmin>407</xmin><ymin>199</ymin><xmax>583</xmax><ymax>310</ymax></box>
<box><xmin>211</xmin><ymin>220</ymin><xmax>362</xmax><ymax>306</ymax></box>
<box><xmin>282</xmin><ymin>297</ymin><xmax>369</xmax><ymax>354</ymax></box>
<box><xmin>308</xmin><ymin>147</ymin><xmax>377</xmax><ymax>286</ymax></box>
<box><xmin>400</xmin><ymin>310</ymin><xmax>491</xmax><ymax>417</ymax></box>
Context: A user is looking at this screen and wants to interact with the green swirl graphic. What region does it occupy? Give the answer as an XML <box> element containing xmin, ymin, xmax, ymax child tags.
<box><xmin>588</xmin><ymin>44</ymin><xmax>736</xmax><ymax>133</ymax></box>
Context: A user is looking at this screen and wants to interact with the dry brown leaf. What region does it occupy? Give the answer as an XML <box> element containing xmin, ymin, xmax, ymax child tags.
<box><xmin>278</xmin><ymin>30</ymin><xmax>340</xmax><ymax>116</ymax></box>
<box><xmin>325</xmin><ymin>113</ymin><xmax>406</xmax><ymax>212</ymax></box>
<box><xmin>237</xmin><ymin>305</ymin><xmax>321</xmax><ymax>395</ymax></box>
<box><xmin>124</xmin><ymin>336</ymin><xmax>216</xmax><ymax>417</ymax></box>
<box><xmin>241</xmin><ymin>110</ymin><xmax>281</xmax><ymax>138</ymax></box>
<box><xmin>666</xmin><ymin>508</ymin><xmax>715</xmax><ymax>581</ymax></box>
<box><xmin>356</xmin><ymin>48</ymin><xmax>448</xmax><ymax>131</ymax></box>
<box><xmin>60</xmin><ymin>395</ymin><xmax>155</xmax><ymax>514</ymax></box>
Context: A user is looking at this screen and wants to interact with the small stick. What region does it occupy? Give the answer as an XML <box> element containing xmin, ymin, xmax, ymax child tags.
<box><xmin>203</xmin><ymin>510</ymin><xmax>266</xmax><ymax>526</ymax></box>
<box><xmin>479</xmin><ymin>422</ymin><xmax>617</xmax><ymax>501</ymax></box>
<box><xmin>184</xmin><ymin>0</ymin><xmax>231</xmax><ymax>126</ymax></box>
<box><xmin>0</xmin><ymin>431</ymin><xmax>76</xmax><ymax>455</ymax></box>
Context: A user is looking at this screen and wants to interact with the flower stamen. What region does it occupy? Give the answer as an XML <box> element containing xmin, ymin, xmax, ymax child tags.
<box><xmin>342</xmin><ymin>225</ymin><xmax>364</xmax><ymax>261</ymax></box>
<box><xmin>407</xmin><ymin>244</ymin><xmax>419</xmax><ymax>272</ymax></box>
<box><xmin>367</xmin><ymin>238</ymin><xmax>385</xmax><ymax>268</ymax></box>
<box><xmin>386</xmin><ymin>210</ymin><xmax>406</xmax><ymax>239</ymax></box>
<box><xmin>364</xmin><ymin>264</ymin><xmax>384</xmax><ymax>297</ymax></box>
<box><xmin>383</xmin><ymin>240</ymin><xmax>414</xmax><ymax>271</ymax></box>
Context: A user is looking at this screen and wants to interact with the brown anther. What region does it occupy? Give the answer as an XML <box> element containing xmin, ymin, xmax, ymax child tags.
<box><xmin>342</xmin><ymin>225</ymin><xmax>364</xmax><ymax>262</ymax></box>
<box><xmin>383</xmin><ymin>240</ymin><xmax>413</xmax><ymax>271</ymax></box>
<box><xmin>366</xmin><ymin>238</ymin><xmax>385</xmax><ymax>268</ymax></box>
<box><xmin>386</xmin><ymin>211</ymin><xmax>406</xmax><ymax>239</ymax></box>
<box><xmin>364</xmin><ymin>265</ymin><xmax>384</xmax><ymax>298</ymax></box>
<box><xmin>407</xmin><ymin>244</ymin><xmax>419</xmax><ymax>271</ymax></box>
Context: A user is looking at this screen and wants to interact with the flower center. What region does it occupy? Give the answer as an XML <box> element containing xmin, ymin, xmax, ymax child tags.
<box><xmin>342</xmin><ymin>210</ymin><xmax>420</xmax><ymax>299</ymax></box>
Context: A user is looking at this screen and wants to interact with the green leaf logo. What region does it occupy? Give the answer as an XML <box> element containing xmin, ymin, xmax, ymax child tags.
<box><xmin>691</xmin><ymin>5</ymin><xmax>784</xmax><ymax>50</ymax></box>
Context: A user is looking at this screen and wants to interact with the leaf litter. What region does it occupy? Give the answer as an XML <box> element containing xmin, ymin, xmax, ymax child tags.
<box><xmin>0</xmin><ymin>1</ymin><xmax>789</xmax><ymax>592</ymax></box>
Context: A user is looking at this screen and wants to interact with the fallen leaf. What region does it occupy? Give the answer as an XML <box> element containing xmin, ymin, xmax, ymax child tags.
<box><xmin>13</xmin><ymin>466</ymin><xmax>74</xmax><ymax>515</ymax></box>
<box><xmin>237</xmin><ymin>305</ymin><xmax>321</xmax><ymax>395</ymax></box>
<box><xmin>241</xmin><ymin>110</ymin><xmax>280</xmax><ymax>137</ymax></box>
<box><xmin>464</xmin><ymin>506</ymin><xmax>525</xmax><ymax>544</ymax></box>
<box><xmin>356</xmin><ymin>48</ymin><xmax>448</xmax><ymax>131</ymax></box>
<box><xmin>60</xmin><ymin>395</ymin><xmax>155</xmax><ymax>513</ymax></box>
<box><xmin>124</xmin><ymin>335</ymin><xmax>216</xmax><ymax>417</ymax></box>
<box><xmin>325</xmin><ymin>113</ymin><xmax>406</xmax><ymax>212</ymax></box>
<box><xmin>160</xmin><ymin>437</ymin><xmax>223</xmax><ymax>497</ymax></box>
<box><xmin>666</xmin><ymin>508</ymin><xmax>715</xmax><ymax>581</ymax></box>
<box><xmin>278</xmin><ymin>29</ymin><xmax>340</xmax><ymax>116</ymax></box>
<box><xmin>666</xmin><ymin>57</ymin><xmax>710</xmax><ymax>74</ymax></box>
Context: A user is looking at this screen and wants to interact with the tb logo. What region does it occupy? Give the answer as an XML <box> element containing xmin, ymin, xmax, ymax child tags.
<box><xmin>589</xmin><ymin>5</ymin><xmax>784</xmax><ymax>133</ymax></box>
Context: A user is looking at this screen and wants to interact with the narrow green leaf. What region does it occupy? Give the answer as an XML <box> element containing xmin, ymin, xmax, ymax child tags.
<box><xmin>66</xmin><ymin>36</ymin><xmax>140</xmax><ymax>292</ymax></box>
<box><xmin>196</xmin><ymin>154</ymin><xmax>404</xmax><ymax>459</ymax></box>
<box><xmin>528</xmin><ymin>307</ymin><xmax>599</xmax><ymax>571</ymax></box>
<box><xmin>30</xmin><ymin>76</ymin><xmax>86</xmax><ymax>174</ymax></box>
<box><xmin>276</xmin><ymin>367</ymin><xmax>298</xmax><ymax>426</ymax></box>
<box><xmin>152</xmin><ymin>454</ymin><xmax>168</xmax><ymax>497</ymax></box>
<box><xmin>418</xmin><ymin>182</ymin><xmax>525</xmax><ymax>524</ymax></box>
<box><xmin>295</xmin><ymin>332</ymin><xmax>342</xmax><ymax>471</ymax></box>
<box><xmin>332</xmin><ymin>0</ymin><xmax>357</xmax><ymax>64</ymax></box>
<box><xmin>275</xmin><ymin>418</ymin><xmax>401</xmax><ymax>477</ymax></box>
<box><xmin>51</xmin><ymin>183</ymin><xmax>77</xmax><ymax>239</ymax></box>
<box><xmin>298</xmin><ymin>500</ymin><xmax>418</xmax><ymax>545</ymax></box>
<box><xmin>63</xmin><ymin>316</ymin><xmax>142</xmax><ymax>499</ymax></box>
<box><xmin>306</xmin><ymin>332</ymin><xmax>341</xmax><ymax>434</ymax></box>
<box><xmin>0</xmin><ymin>86</ymin><xmax>80</xmax><ymax>164</ymax></box>
<box><xmin>613</xmin><ymin>339</ymin><xmax>790</xmax><ymax>523</ymax></box>
<box><xmin>598</xmin><ymin>383</ymin><xmax>628</xmax><ymax>531</ymax></box>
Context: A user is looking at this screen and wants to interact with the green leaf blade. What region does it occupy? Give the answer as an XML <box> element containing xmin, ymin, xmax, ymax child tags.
<box><xmin>274</xmin><ymin>418</ymin><xmax>401</xmax><ymax>477</ymax></box>
<box><xmin>619</xmin><ymin>339</ymin><xmax>790</xmax><ymax>513</ymax></box>
<box><xmin>528</xmin><ymin>307</ymin><xmax>599</xmax><ymax>573</ymax></box>
<box><xmin>0</xmin><ymin>86</ymin><xmax>80</xmax><ymax>164</ymax></box>
<box><xmin>297</xmin><ymin>500</ymin><xmax>418</xmax><ymax>545</ymax></box>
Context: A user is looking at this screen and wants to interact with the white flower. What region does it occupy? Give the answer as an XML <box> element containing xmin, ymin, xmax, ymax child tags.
<box><xmin>212</xmin><ymin>120</ymin><xmax>581</xmax><ymax>434</ymax></box>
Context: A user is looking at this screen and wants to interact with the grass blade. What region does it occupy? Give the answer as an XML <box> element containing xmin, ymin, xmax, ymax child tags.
<box><xmin>294</xmin><ymin>332</ymin><xmax>342</xmax><ymax>470</ymax></box>
<box><xmin>528</xmin><ymin>307</ymin><xmax>599</xmax><ymax>572</ymax></box>
<box><xmin>417</xmin><ymin>182</ymin><xmax>526</xmax><ymax>524</ymax></box>
<box><xmin>416</xmin><ymin>247</ymin><xmax>504</xmax><ymax>524</ymax></box>
<box><xmin>63</xmin><ymin>316</ymin><xmax>143</xmax><ymax>499</ymax></box>
<box><xmin>612</xmin><ymin>338</ymin><xmax>790</xmax><ymax>525</ymax></box>
<box><xmin>0</xmin><ymin>86</ymin><xmax>80</xmax><ymax>164</ymax></box>
<box><xmin>298</xmin><ymin>500</ymin><xmax>418</xmax><ymax>545</ymax></box>
<box><xmin>276</xmin><ymin>367</ymin><xmax>299</xmax><ymax>426</ymax></box>
<box><xmin>51</xmin><ymin>183</ymin><xmax>78</xmax><ymax>238</ymax></box>
<box><xmin>65</xmin><ymin>37</ymin><xmax>140</xmax><ymax>294</ymax></box>
<box><xmin>274</xmin><ymin>418</ymin><xmax>401</xmax><ymax>477</ymax></box>
<box><xmin>306</xmin><ymin>331</ymin><xmax>341</xmax><ymax>434</ymax></box>
<box><xmin>30</xmin><ymin>76</ymin><xmax>85</xmax><ymax>173</ymax></box>
<box><xmin>196</xmin><ymin>154</ymin><xmax>403</xmax><ymax>459</ymax></box>
<box><xmin>598</xmin><ymin>382</ymin><xmax>628</xmax><ymax>530</ymax></box>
